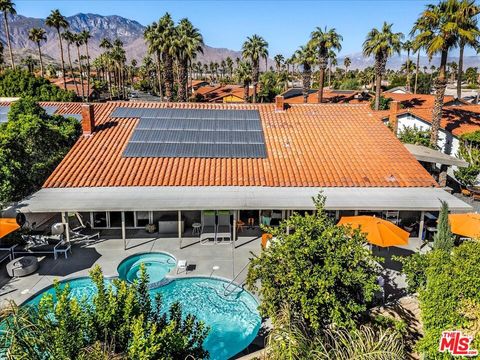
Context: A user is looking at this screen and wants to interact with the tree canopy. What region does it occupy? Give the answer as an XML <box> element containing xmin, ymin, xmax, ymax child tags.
<box><xmin>246</xmin><ymin>195</ymin><xmax>380</xmax><ymax>332</ymax></box>
<box><xmin>0</xmin><ymin>265</ymin><xmax>209</xmax><ymax>359</ymax></box>
<box><xmin>0</xmin><ymin>97</ymin><xmax>80</xmax><ymax>204</ymax></box>
<box><xmin>0</xmin><ymin>69</ymin><xmax>78</xmax><ymax>101</ymax></box>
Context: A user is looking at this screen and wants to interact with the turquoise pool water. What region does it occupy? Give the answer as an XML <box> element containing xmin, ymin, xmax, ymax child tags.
<box><xmin>23</xmin><ymin>276</ymin><xmax>261</xmax><ymax>360</ymax></box>
<box><xmin>117</xmin><ymin>252</ymin><xmax>176</xmax><ymax>285</ymax></box>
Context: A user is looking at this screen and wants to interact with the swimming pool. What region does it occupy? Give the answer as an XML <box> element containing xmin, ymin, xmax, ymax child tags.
<box><xmin>23</xmin><ymin>275</ymin><xmax>261</xmax><ymax>359</ymax></box>
<box><xmin>117</xmin><ymin>252</ymin><xmax>176</xmax><ymax>285</ymax></box>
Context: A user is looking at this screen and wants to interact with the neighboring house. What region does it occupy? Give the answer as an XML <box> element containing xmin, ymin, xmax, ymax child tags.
<box><xmin>281</xmin><ymin>88</ymin><xmax>371</xmax><ymax>104</ymax></box>
<box><xmin>188</xmin><ymin>80</ymin><xmax>209</xmax><ymax>93</ymax></box>
<box><xmin>384</xmin><ymin>86</ymin><xmax>411</xmax><ymax>95</ymax></box>
<box><xmin>383</xmin><ymin>101</ymin><xmax>480</xmax><ymax>156</ymax></box>
<box><xmin>0</xmin><ymin>101</ymin><xmax>83</xmax><ymax>123</ymax></box>
<box><xmin>18</xmin><ymin>97</ymin><xmax>470</xmax><ymax>244</ymax></box>
<box><xmin>382</xmin><ymin>93</ymin><xmax>456</xmax><ymax>110</ymax></box>
<box><xmin>194</xmin><ymin>85</ymin><xmax>251</xmax><ymax>103</ymax></box>
<box><xmin>50</xmin><ymin>78</ymin><xmax>97</xmax><ymax>100</ymax></box>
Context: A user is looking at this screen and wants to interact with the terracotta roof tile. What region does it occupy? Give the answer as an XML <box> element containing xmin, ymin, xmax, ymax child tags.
<box><xmin>39</xmin><ymin>101</ymin><xmax>437</xmax><ymax>189</ymax></box>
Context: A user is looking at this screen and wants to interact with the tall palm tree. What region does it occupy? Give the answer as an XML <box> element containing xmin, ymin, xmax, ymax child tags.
<box><xmin>225</xmin><ymin>56</ymin><xmax>233</xmax><ymax>80</ymax></box>
<box><xmin>274</xmin><ymin>54</ymin><xmax>284</xmax><ymax>73</ymax></box>
<box><xmin>73</xmin><ymin>33</ymin><xmax>85</xmax><ymax>100</ymax></box>
<box><xmin>311</xmin><ymin>27</ymin><xmax>343</xmax><ymax>103</ymax></box>
<box><xmin>21</xmin><ymin>55</ymin><xmax>36</xmax><ymax>74</ymax></box>
<box><xmin>46</xmin><ymin>9</ymin><xmax>69</xmax><ymax>89</ymax></box>
<box><xmin>28</xmin><ymin>27</ymin><xmax>46</xmax><ymax>77</ymax></box>
<box><xmin>327</xmin><ymin>50</ymin><xmax>336</xmax><ymax>86</ymax></box>
<box><xmin>99</xmin><ymin>38</ymin><xmax>113</xmax><ymax>99</ymax></box>
<box><xmin>175</xmin><ymin>18</ymin><xmax>204</xmax><ymax>102</ymax></box>
<box><xmin>157</xmin><ymin>13</ymin><xmax>175</xmax><ymax>101</ymax></box>
<box><xmin>455</xmin><ymin>0</ymin><xmax>480</xmax><ymax>99</ymax></box>
<box><xmin>242</xmin><ymin>34</ymin><xmax>269</xmax><ymax>103</ymax></box>
<box><xmin>80</xmin><ymin>30</ymin><xmax>92</xmax><ymax>101</ymax></box>
<box><xmin>235</xmin><ymin>61</ymin><xmax>252</xmax><ymax>103</ymax></box>
<box><xmin>411</xmin><ymin>0</ymin><xmax>478</xmax><ymax>147</ymax></box>
<box><xmin>343</xmin><ymin>56</ymin><xmax>351</xmax><ymax>78</ymax></box>
<box><xmin>363</xmin><ymin>22</ymin><xmax>404</xmax><ymax>110</ymax></box>
<box><xmin>111</xmin><ymin>39</ymin><xmax>127</xmax><ymax>99</ymax></box>
<box><xmin>0</xmin><ymin>0</ymin><xmax>16</xmax><ymax>69</ymax></box>
<box><xmin>144</xmin><ymin>22</ymin><xmax>164</xmax><ymax>100</ymax></box>
<box><xmin>293</xmin><ymin>41</ymin><xmax>317</xmax><ymax>103</ymax></box>
<box><xmin>403</xmin><ymin>40</ymin><xmax>413</xmax><ymax>91</ymax></box>
<box><xmin>62</xmin><ymin>31</ymin><xmax>79</xmax><ymax>95</ymax></box>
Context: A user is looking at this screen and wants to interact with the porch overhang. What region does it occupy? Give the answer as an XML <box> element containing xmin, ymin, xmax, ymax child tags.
<box><xmin>18</xmin><ymin>186</ymin><xmax>472</xmax><ymax>213</ymax></box>
<box><xmin>404</xmin><ymin>143</ymin><xmax>468</xmax><ymax>167</ymax></box>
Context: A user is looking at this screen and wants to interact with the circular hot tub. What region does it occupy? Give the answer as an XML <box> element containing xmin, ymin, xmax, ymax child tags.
<box><xmin>117</xmin><ymin>252</ymin><xmax>176</xmax><ymax>285</ymax></box>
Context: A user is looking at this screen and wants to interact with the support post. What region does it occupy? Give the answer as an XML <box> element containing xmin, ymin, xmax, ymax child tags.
<box><xmin>232</xmin><ymin>210</ymin><xmax>237</xmax><ymax>244</ymax></box>
<box><xmin>178</xmin><ymin>210</ymin><xmax>182</xmax><ymax>249</ymax></box>
<box><xmin>419</xmin><ymin>211</ymin><xmax>425</xmax><ymax>241</ymax></box>
<box><xmin>61</xmin><ymin>212</ymin><xmax>70</xmax><ymax>243</ymax></box>
<box><xmin>121</xmin><ymin>211</ymin><xmax>126</xmax><ymax>250</ymax></box>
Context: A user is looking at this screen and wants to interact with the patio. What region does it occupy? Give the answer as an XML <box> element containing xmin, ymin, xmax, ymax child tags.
<box><xmin>0</xmin><ymin>234</ymin><xmax>262</xmax><ymax>305</ymax></box>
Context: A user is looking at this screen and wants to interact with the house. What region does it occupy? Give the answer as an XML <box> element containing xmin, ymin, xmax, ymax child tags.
<box><xmin>281</xmin><ymin>88</ymin><xmax>371</xmax><ymax>104</ymax></box>
<box><xmin>193</xmin><ymin>85</ymin><xmax>251</xmax><ymax>103</ymax></box>
<box><xmin>384</xmin><ymin>101</ymin><xmax>480</xmax><ymax>156</ymax></box>
<box><xmin>18</xmin><ymin>97</ymin><xmax>470</xmax><ymax>245</ymax></box>
<box><xmin>384</xmin><ymin>86</ymin><xmax>411</xmax><ymax>95</ymax></box>
<box><xmin>188</xmin><ymin>80</ymin><xmax>210</xmax><ymax>92</ymax></box>
<box><xmin>50</xmin><ymin>78</ymin><xmax>97</xmax><ymax>100</ymax></box>
<box><xmin>382</xmin><ymin>93</ymin><xmax>456</xmax><ymax>110</ymax></box>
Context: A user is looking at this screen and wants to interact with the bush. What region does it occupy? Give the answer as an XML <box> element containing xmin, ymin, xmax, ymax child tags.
<box><xmin>0</xmin><ymin>265</ymin><xmax>209</xmax><ymax>360</ymax></box>
<box><xmin>0</xmin><ymin>69</ymin><xmax>78</xmax><ymax>101</ymax></box>
<box><xmin>0</xmin><ymin>97</ymin><xmax>81</xmax><ymax>204</ymax></box>
<box><xmin>370</xmin><ymin>95</ymin><xmax>392</xmax><ymax>110</ymax></box>
<box><xmin>398</xmin><ymin>125</ymin><xmax>432</xmax><ymax>148</ymax></box>
<box><xmin>246</xmin><ymin>195</ymin><xmax>380</xmax><ymax>332</ymax></box>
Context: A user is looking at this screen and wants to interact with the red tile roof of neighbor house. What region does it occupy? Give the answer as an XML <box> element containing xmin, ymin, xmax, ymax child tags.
<box><xmin>401</xmin><ymin>106</ymin><xmax>480</xmax><ymax>137</ymax></box>
<box><xmin>38</xmin><ymin>101</ymin><xmax>437</xmax><ymax>189</ymax></box>
<box><xmin>282</xmin><ymin>89</ymin><xmax>370</xmax><ymax>104</ymax></box>
<box><xmin>382</xmin><ymin>93</ymin><xmax>456</xmax><ymax>109</ymax></box>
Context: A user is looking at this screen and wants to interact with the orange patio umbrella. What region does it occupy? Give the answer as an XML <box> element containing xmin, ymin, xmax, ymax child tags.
<box><xmin>448</xmin><ymin>213</ymin><xmax>480</xmax><ymax>239</ymax></box>
<box><xmin>0</xmin><ymin>218</ymin><xmax>20</xmax><ymax>239</ymax></box>
<box><xmin>337</xmin><ymin>216</ymin><xmax>410</xmax><ymax>247</ymax></box>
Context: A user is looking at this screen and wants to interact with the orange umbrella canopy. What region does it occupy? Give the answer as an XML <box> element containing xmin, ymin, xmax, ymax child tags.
<box><xmin>337</xmin><ymin>216</ymin><xmax>410</xmax><ymax>247</ymax></box>
<box><xmin>0</xmin><ymin>218</ymin><xmax>20</xmax><ymax>239</ymax></box>
<box><xmin>448</xmin><ymin>213</ymin><xmax>480</xmax><ymax>239</ymax></box>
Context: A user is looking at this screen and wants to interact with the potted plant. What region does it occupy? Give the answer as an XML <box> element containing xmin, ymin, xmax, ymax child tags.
<box><xmin>145</xmin><ymin>223</ymin><xmax>156</xmax><ymax>233</ymax></box>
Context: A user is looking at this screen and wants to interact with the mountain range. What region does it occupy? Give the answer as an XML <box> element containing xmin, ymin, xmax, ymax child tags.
<box><xmin>2</xmin><ymin>12</ymin><xmax>479</xmax><ymax>70</ymax></box>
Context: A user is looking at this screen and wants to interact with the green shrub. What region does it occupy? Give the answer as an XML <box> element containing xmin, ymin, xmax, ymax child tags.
<box><xmin>398</xmin><ymin>125</ymin><xmax>432</xmax><ymax>148</ymax></box>
<box><xmin>0</xmin><ymin>69</ymin><xmax>78</xmax><ymax>101</ymax></box>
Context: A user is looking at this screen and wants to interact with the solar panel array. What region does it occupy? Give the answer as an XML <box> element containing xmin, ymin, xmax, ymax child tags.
<box><xmin>0</xmin><ymin>106</ymin><xmax>82</xmax><ymax>123</ymax></box>
<box><xmin>111</xmin><ymin>107</ymin><xmax>267</xmax><ymax>158</ymax></box>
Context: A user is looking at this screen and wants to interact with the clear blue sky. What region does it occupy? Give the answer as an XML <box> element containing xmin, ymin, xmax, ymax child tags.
<box><xmin>14</xmin><ymin>0</ymin><xmax>471</xmax><ymax>57</ymax></box>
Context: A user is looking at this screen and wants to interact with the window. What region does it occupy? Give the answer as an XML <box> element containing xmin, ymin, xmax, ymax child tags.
<box><xmin>110</xmin><ymin>212</ymin><xmax>135</xmax><ymax>228</ymax></box>
<box><xmin>92</xmin><ymin>212</ymin><xmax>107</xmax><ymax>228</ymax></box>
<box><xmin>136</xmin><ymin>211</ymin><xmax>150</xmax><ymax>227</ymax></box>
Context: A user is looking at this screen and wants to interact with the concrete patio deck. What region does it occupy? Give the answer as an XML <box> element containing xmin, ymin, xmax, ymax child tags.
<box><xmin>0</xmin><ymin>234</ymin><xmax>262</xmax><ymax>305</ymax></box>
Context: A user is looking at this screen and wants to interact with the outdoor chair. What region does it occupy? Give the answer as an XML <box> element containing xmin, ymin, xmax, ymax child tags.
<box><xmin>70</xmin><ymin>213</ymin><xmax>100</xmax><ymax>243</ymax></box>
<box><xmin>15</xmin><ymin>234</ymin><xmax>71</xmax><ymax>260</ymax></box>
<box><xmin>216</xmin><ymin>211</ymin><xmax>232</xmax><ymax>244</ymax></box>
<box><xmin>200</xmin><ymin>211</ymin><xmax>216</xmax><ymax>244</ymax></box>
<box><xmin>0</xmin><ymin>244</ymin><xmax>17</xmax><ymax>264</ymax></box>
<box><xmin>177</xmin><ymin>259</ymin><xmax>187</xmax><ymax>274</ymax></box>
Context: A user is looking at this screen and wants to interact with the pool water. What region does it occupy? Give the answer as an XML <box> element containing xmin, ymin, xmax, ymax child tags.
<box><xmin>117</xmin><ymin>252</ymin><xmax>176</xmax><ymax>285</ymax></box>
<box><xmin>23</xmin><ymin>276</ymin><xmax>261</xmax><ymax>360</ymax></box>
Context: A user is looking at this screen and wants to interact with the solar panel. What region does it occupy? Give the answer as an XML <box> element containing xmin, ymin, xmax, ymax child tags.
<box><xmin>118</xmin><ymin>108</ymin><xmax>267</xmax><ymax>158</ymax></box>
<box><xmin>42</xmin><ymin>106</ymin><xmax>58</xmax><ymax>115</ymax></box>
<box><xmin>62</xmin><ymin>114</ymin><xmax>82</xmax><ymax>121</ymax></box>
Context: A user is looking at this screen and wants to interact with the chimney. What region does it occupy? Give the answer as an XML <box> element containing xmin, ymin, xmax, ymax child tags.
<box><xmin>81</xmin><ymin>104</ymin><xmax>95</xmax><ymax>136</ymax></box>
<box><xmin>389</xmin><ymin>101</ymin><xmax>400</xmax><ymax>134</ymax></box>
<box><xmin>275</xmin><ymin>95</ymin><xmax>286</xmax><ymax>112</ymax></box>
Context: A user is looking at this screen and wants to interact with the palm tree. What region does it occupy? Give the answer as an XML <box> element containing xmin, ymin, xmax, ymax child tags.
<box><xmin>111</xmin><ymin>39</ymin><xmax>127</xmax><ymax>99</ymax></box>
<box><xmin>73</xmin><ymin>33</ymin><xmax>85</xmax><ymax>100</ymax></box>
<box><xmin>293</xmin><ymin>41</ymin><xmax>317</xmax><ymax>103</ymax></box>
<box><xmin>311</xmin><ymin>27</ymin><xmax>343</xmax><ymax>103</ymax></box>
<box><xmin>157</xmin><ymin>13</ymin><xmax>175</xmax><ymax>101</ymax></box>
<box><xmin>28</xmin><ymin>27</ymin><xmax>46</xmax><ymax>77</ymax></box>
<box><xmin>235</xmin><ymin>61</ymin><xmax>252</xmax><ymax>103</ymax></box>
<box><xmin>225</xmin><ymin>56</ymin><xmax>233</xmax><ymax>80</ymax></box>
<box><xmin>21</xmin><ymin>55</ymin><xmax>36</xmax><ymax>74</ymax></box>
<box><xmin>401</xmin><ymin>59</ymin><xmax>416</xmax><ymax>75</ymax></box>
<box><xmin>80</xmin><ymin>30</ymin><xmax>92</xmax><ymax>101</ymax></box>
<box><xmin>46</xmin><ymin>9</ymin><xmax>69</xmax><ymax>89</ymax></box>
<box><xmin>175</xmin><ymin>18</ymin><xmax>204</xmax><ymax>102</ymax></box>
<box><xmin>274</xmin><ymin>54</ymin><xmax>284</xmax><ymax>73</ymax></box>
<box><xmin>363</xmin><ymin>22</ymin><xmax>404</xmax><ymax>110</ymax></box>
<box><xmin>144</xmin><ymin>22</ymin><xmax>164</xmax><ymax>100</ymax></box>
<box><xmin>99</xmin><ymin>38</ymin><xmax>113</xmax><ymax>99</ymax></box>
<box><xmin>413</xmin><ymin>43</ymin><xmax>421</xmax><ymax>93</ymax></box>
<box><xmin>411</xmin><ymin>0</ymin><xmax>478</xmax><ymax>147</ymax></box>
<box><xmin>62</xmin><ymin>31</ymin><xmax>79</xmax><ymax>95</ymax></box>
<box><xmin>343</xmin><ymin>56</ymin><xmax>351</xmax><ymax>78</ymax></box>
<box><xmin>455</xmin><ymin>0</ymin><xmax>480</xmax><ymax>99</ymax></box>
<box><xmin>327</xmin><ymin>50</ymin><xmax>336</xmax><ymax>86</ymax></box>
<box><xmin>0</xmin><ymin>0</ymin><xmax>16</xmax><ymax>69</ymax></box>
<box><xmin>242</xmin><ymin>34</ymin><xmax>269</xmax><ymax>103</ymax></box>
<box><xmin>403</xmin><ymin>40</ymin><xmax>413</xmax><ymax>91</ymax></box>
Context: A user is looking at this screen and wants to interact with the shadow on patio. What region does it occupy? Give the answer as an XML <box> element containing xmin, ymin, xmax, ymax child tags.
<box><xmin>37</xmin><ymin>246</ymin><xmax>102</xmax><ymax>277</ymax></box>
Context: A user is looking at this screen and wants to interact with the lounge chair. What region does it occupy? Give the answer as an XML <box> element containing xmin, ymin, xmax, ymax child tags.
<box><xmin>0</xmin><ymin>244</ymin><xmax>17</xmax><ymax>264</ymax></box>
<box><xmin>14</xmin><ymin>235</ymin><xmax>71</xmax><ymax>260</ymax></box>
<box><xmin>216</xmin><ymin>211</ymin><xmax>232</xmax><ymax>244</ymax></box>
<box><xmin>69</xmin><ymin>213</ymin><xmax>100</xmax><ymax>243</ymax></box>
<box><xmin>200</xmin><ymin>211</ymin><xmax>216</xmax><ymax>244</ymax></box>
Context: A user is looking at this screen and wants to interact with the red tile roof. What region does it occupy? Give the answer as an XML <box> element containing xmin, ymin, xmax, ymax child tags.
<box><xmin>404</xmin><ymin>106</ymin><xmax>480</xmax><ymax>136</ymax></box>
<box><xmin>41</xmin><ymin>102</ymin><xmax>436</xmax><ymax>189</ymax></box>
<box><xmin>283</xmin><ymin>89</ymin><xmax>370</xmax><ymax>104</ymax></box>
<box><xmin>382</xmin><ymin>93</ymin><xmax>456</xmax><ymax>109</ymax></box>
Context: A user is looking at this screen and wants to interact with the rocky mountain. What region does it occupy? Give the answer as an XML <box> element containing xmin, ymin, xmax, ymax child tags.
<box><xmin>3</xmin><ymin>12</ymin><xmax>245</xmax><ymax>65</ymax></box>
